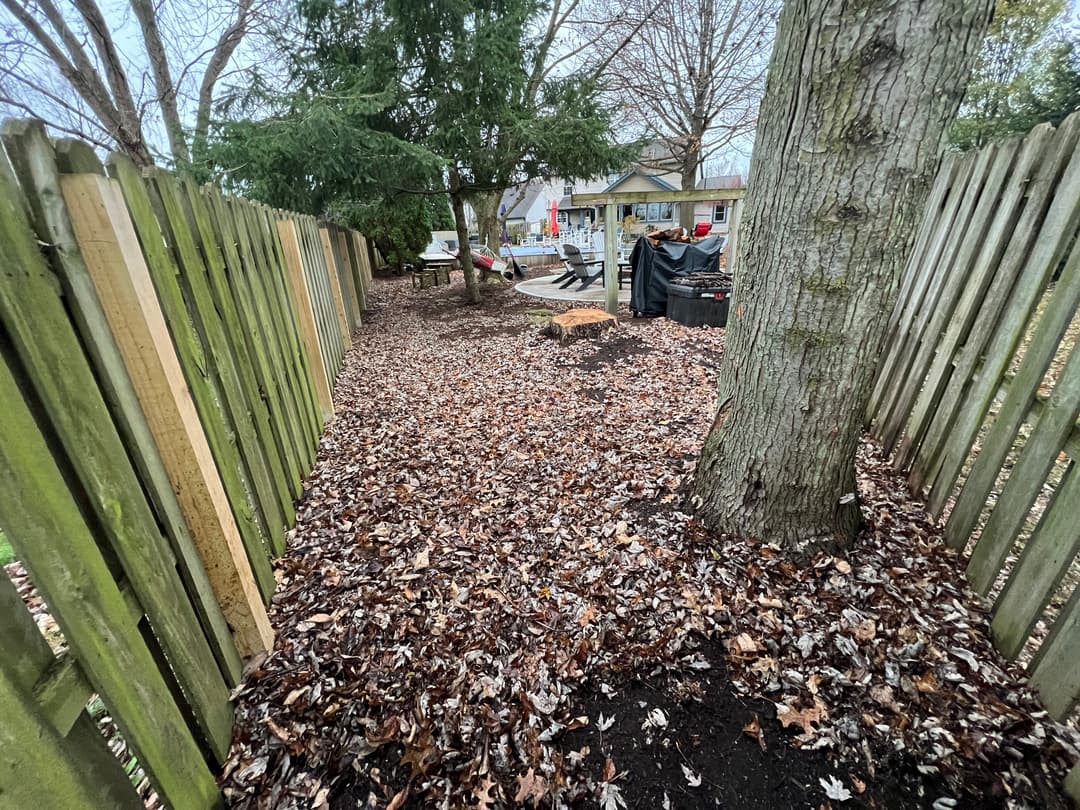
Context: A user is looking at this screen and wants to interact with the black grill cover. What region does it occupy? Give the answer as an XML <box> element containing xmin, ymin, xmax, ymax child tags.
<box><xmin>629</xmin><ymin>236</ymin><xmax>726</xmax><ymax>316</ymax></box>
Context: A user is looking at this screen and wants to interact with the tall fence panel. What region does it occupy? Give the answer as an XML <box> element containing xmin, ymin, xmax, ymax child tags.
<box><xmin>868</xmin><ymin>111</ymin><xmax>1080</xmax><ymax>800</ymax></box>
<box><xmin>0</xmin><ymin>121</ymin><xmax>368</xmax><ymax>808</ymax></box>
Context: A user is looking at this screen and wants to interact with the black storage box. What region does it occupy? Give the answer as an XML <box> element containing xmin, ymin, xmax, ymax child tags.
<box><xmin>666</xmin><ymin>274</ymin><xmax>732</xmax><ymax>327</ymax></box>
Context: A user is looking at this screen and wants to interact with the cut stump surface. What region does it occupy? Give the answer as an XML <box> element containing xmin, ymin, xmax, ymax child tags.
<box><xmin>547</xmin><ymin>308</ymin><xmax>616</xmax><ymax>344</ymax></box>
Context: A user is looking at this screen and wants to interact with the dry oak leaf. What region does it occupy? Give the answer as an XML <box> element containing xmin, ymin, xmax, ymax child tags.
<box><xmin>853</xmin><ymin>620</ymin><xmax>877</xmax><ymax>642</ymax></box>
<box><xmin>776</xmin><ymin>704</ymin><xmax>823</xmax><ymax>736</ymax></box>
<box><xmin>728</xmin><ymin>632</ymin><xmax>760</xmax><ymax>657</ymax></box>
<box><xmin>602</xmin><ymin>756</ymin><xmax>617</xmax><ymax>783</ymax></box>
<box><xmin>474</xmin><ymin>775</ymin><xmax>498</xmax><ymax>809</ymax></box>
<box><xmin>514</xmin><ymin>767</ymin><xmax>548</xmax><ymax>806</ymax></box>
<box><xmin>913</xmin><ymin>672</ymin><xmax>938</xmax><ymax>693</ymax></box>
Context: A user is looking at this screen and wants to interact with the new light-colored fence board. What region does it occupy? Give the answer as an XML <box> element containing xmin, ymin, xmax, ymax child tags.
<box><xmin>867</xmin><ymin>111</ymin><xmax>1080</xmax><ymax>801</ymax></box>
<box><xmin>278</xmin><ymin>216</ymin><xmax>336</xmax><ymax>420</ymax></box>
<box><xmin>0</xmin><ymin>120</ymin><xmax>368</xmax><ymax>809</ymax></box>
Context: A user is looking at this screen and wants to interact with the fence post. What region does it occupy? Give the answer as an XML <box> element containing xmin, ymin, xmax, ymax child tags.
<box><xmin>58</xmin><ymin>170</ymin><xmax>273</xmax><ymax>658</ymax></box>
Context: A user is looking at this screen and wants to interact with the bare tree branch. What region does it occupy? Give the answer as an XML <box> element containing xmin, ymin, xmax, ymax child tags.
<box><xmin>130</xmin><ymin>0</ymin><xmax>189</xmax><ymax>162</ymax></box>
<box><xmin>194</xmin><ymin>0</ymin><xmax>254</xmax><ymax>156</ymax></box>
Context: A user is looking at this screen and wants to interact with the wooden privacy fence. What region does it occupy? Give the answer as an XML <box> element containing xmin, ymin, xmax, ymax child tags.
<box><xmin>0</xmin><ymin>120</ymin><xmax>371</xmax><ymax>809</ymax></box>
<box><xmin>867</xmin><ymin>112</ymin><xmax>1080</xmax><ymax>799</ymax></box>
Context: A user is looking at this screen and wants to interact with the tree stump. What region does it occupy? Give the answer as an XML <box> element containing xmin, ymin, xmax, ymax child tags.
<box><xmin>546</xmin><ymin>308</ymin><xmax>617</xmax><ymax>344</ymax></box>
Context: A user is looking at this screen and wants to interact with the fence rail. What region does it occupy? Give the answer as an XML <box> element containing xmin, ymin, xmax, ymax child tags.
<box><xmin>0</xmin><ymin>119</ymin><xmax>370</xmax><ymax>809</ymax></box>
<box><xmin>867</xmin><ymin>112</ymin><xmax>1080</xmax><ymax>800</ymax></box>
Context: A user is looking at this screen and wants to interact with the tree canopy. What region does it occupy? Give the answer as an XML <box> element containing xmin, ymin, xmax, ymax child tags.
<box><xmin>209</xmin><ymin>0</ymin><xmax>633</xmax><ymax>298</ymax></box>
<box><xmin>951</xmin><ymin>0</ymin><xmax>1079</xmax><ymax>148</ymax></box>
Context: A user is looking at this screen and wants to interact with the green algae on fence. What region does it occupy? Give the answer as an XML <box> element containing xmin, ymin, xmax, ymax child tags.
<box><xmin>107</xmin><ymin>154</ymin><xmax>276</xmax><ymax>602</ymax></box>
<box><xmin>0</xmin><ymin>162</ymin><xmax>223</xmax><ymax>808</ymax></box>
<box><xmin>181</xmin><ymin>178</ymin><xmax>297</xmax><ymax>534</ymax></box>
<box><xmin>1</xmin><ymin>121</ymin><xmax>242</xmax><ymax>687</ymax></box>
<box><xmin>148</xmin><ymin>169</ymin><xmax>290</xmax><ymax>551</ymax></box>
<box><xmin>228</xmin><ymin>196</ymin><xmax>312</xmax><ymax>486</ymax></box>
<box><xmin>205</xmin><ymin>186</ymin><xmax>307</xmax><ymax>496</ymax></box>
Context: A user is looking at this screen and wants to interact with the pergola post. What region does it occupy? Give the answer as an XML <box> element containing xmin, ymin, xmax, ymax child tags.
<box><xmin>604</xmin><ymin>199</ymin><xmax>618</xmax><ymax>316</ymax></box>
<box><xmin>728</xmin><ymin>198</ymin><xmax>742</xmax><ymax>274</ymax></box>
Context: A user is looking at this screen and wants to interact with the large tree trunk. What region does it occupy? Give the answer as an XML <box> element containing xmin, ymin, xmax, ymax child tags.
<box><xmin>678</xmin><ymin>148</ymin><xmax>699</xmax><ymax>231</ymax></box>
<box><xmin>449</xmin><ymin>170</ymin><xmax>481</xmax><ymax>303</ymax></box>
<box><xmin>691</xmin><ymin>0</ymin><xmax>993</xmax><ymax>553</ymax></box>
<box><xmin>471</xmin><ymin>190</ymin><xmax>502</xmax><ymax>256</ymax></box>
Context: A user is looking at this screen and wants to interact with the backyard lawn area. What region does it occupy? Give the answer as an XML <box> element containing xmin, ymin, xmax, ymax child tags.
<box><xmin>221</xmin><ymin>275</ymin><xmax>1079</xmax><ymax>810</ymax></box>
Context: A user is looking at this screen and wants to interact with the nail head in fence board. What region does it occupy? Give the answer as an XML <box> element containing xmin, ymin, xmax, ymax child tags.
<box><xmin>180</xmin><ymin>180</ymin><xmax>296</xmax><ymax>532</ymax></box>
<box><xmin>1</xmin><ymin>122</ymin><xmax>242</xmax><ymax>686</ymax></box>
<box><xmin>321</xmin><ymin>224</ymin><xmax>353</xmax><ymax>344</ymax></box>
<box><xmin>965</xmin><ymin>327</ymin><xmax>1080</xmax><ymax>592</ymax></box>
<box><xmin>945</xmin><ymin>177</ymin><xmax>1080</xmax><ymax>551</ymax></box>
<box><xmin>0</xmin><ymin>570</ymin><xmax>142</xmax><ymax>808</ymax></box>
<box><xmin>205</xmin><ymin>189</ymin><xmax>305</xmax><ymax>497</ymax></box>
<box><xmin>105</xmin><ymin>158</ymin><xmax>276</xmax><ymax>603</ymax></box>
<box><xmin>231</xmin><ymin>199</ymin><xmax>313</xmax><ymax>477</ymax></box>
<box><xmin>58</xmin><ymin>171</ymin><xmax>273</xmax><ymax>658</ymax></box>
<box><xmin>147</xmin><ymin>169</ymin><xmax>288</xmax><ymax>553</ymax></box>
<box><xmin>926</xmin><ymin>113</ymin><xmax>1080</xmax><ymax>517</ymax></box>
<box><xmin>908</xmin><ymin>127</ymin><xmax>1053</xmax><ymax>492</ymax></box>
<box><xmin>279</xmin><ymin>217</ymin><xmax>335</xmax><ymax>419</ymax></box>
<box><xmin>1028</xmin><ymin>582</ymin><xmax>1080</xmax><ymax>720</ymax></box>
<box><xmin>891</xmin><ymin>140</ymin><xmax>1020</xmax><ymax>470</ymax></box>
<box><xmin>991</xmin><ymin>460</ymin><xmax>1080</xmax><ymax>658</ymax></box>
<box><xmin>0</xmin><ymin>267</ymin><xmax>222</xmax><ymax>808</ymax></box>
<box><xmin>0</xmin><ymin>161</ymin><xmax>235</xmax><ymax>760</ymax></box>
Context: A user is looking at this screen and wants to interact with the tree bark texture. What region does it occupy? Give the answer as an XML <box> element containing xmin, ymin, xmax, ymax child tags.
<box><xmin>471</xmin><ymin>190</ymin><xmax>502</xmax><ymax>256</ymax></box>
<box><xmin>450</xmin><ymin>170</ymin><xmax>481</xmax><ymax>303</ymax></box>
<box><xmin>692</xmin><ymin>0</ymin><xmax>992</xmax><ymax>552</ymax></box>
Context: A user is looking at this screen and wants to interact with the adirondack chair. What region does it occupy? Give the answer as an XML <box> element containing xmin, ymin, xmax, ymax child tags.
<box><xmin>560</xmin><ymin>244</ymin><xmax>604</xmax><ymax>291</ymax></box>
<box><xmin>550</xmin><ymin>243</ymin><xmax>576</xmax><ymax>286</ymax></box>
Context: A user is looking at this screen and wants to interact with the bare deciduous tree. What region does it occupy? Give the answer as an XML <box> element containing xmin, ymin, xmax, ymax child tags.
<box><xmin>0</xmin><ymin>0</ymin><xmax>263</xmax><ymax>167</ymax></box>
<box><xmin>692</xmin><ymin>0</ymin><xmax>993</xmax><ymax>551</ymax></box>
<box><xmin>585</xmin><ymin>0</ymin><xmax>777</xmax><ymax>227</ymax></box>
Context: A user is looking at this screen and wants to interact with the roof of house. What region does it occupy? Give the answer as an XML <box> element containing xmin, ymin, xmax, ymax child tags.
<box><xmin>697</xmin><ymin>175</ymin><xmax>746</xmax><ymax>190</ymax></box>
<box><xmin>499</xmin><ymin>182</ymin><xmax>547</xmax><ymax>218</ymax></box>
<box><xmin>602</xmin><ymin>168</ymin><xmax>679</xmax><ymax>194</ymax></box>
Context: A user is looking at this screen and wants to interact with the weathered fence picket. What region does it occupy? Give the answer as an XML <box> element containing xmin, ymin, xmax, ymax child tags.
<box><xmin>0</xmin><ymin>120</ymin><xmax>367</xmax><ymax>809</ymax></box>
<box><xmin>867</xmin><ymin>111</ymin><xmax>1080</xmax><ymax>801</ymax></box>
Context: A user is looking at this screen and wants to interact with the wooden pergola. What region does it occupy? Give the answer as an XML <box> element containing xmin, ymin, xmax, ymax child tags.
<box><xmin>570</xmin><ymin>188</ymin><xmax>746</xmax><ymax>314</ymax></box>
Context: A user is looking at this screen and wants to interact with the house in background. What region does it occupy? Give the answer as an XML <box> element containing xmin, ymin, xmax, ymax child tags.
<box><xmin>483</xmin><ymin>142</ymin><xmax>746</xmax><ymax>239</ymax></box>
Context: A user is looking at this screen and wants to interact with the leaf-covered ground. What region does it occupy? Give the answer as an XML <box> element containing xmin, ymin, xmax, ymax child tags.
<box><xmin>222</xmin><ymin>276</ymin><xmax>1079</xmax><ymax>809</ymax></box>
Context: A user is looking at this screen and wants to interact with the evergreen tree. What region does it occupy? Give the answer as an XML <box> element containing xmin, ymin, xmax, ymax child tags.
<box><xmin>209</xmin><ymin>0</ymin><xmax>631</xmax><ymax>300</ymax></box>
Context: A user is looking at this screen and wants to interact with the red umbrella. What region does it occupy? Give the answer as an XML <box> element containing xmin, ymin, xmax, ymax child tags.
<box><xmin>550</xmin><ymin>199</ymin><xmax>559</xmax><ymax>237</ymax></box>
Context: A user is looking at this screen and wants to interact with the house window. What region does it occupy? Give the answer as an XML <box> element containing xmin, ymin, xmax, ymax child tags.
<box><xmin>713</xmin><ymin>204</ymin><xmax>729</xmax><ymax>224</ymax></box>
<box><xmin>557</xmin><ymin>211</ymin><xmax>568</xmax><ymax>224</ymax></box>
<box><xmin>563</xmin><ymin>183</ymin><xmax>574</xmax><ymax>196</ymax></box>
